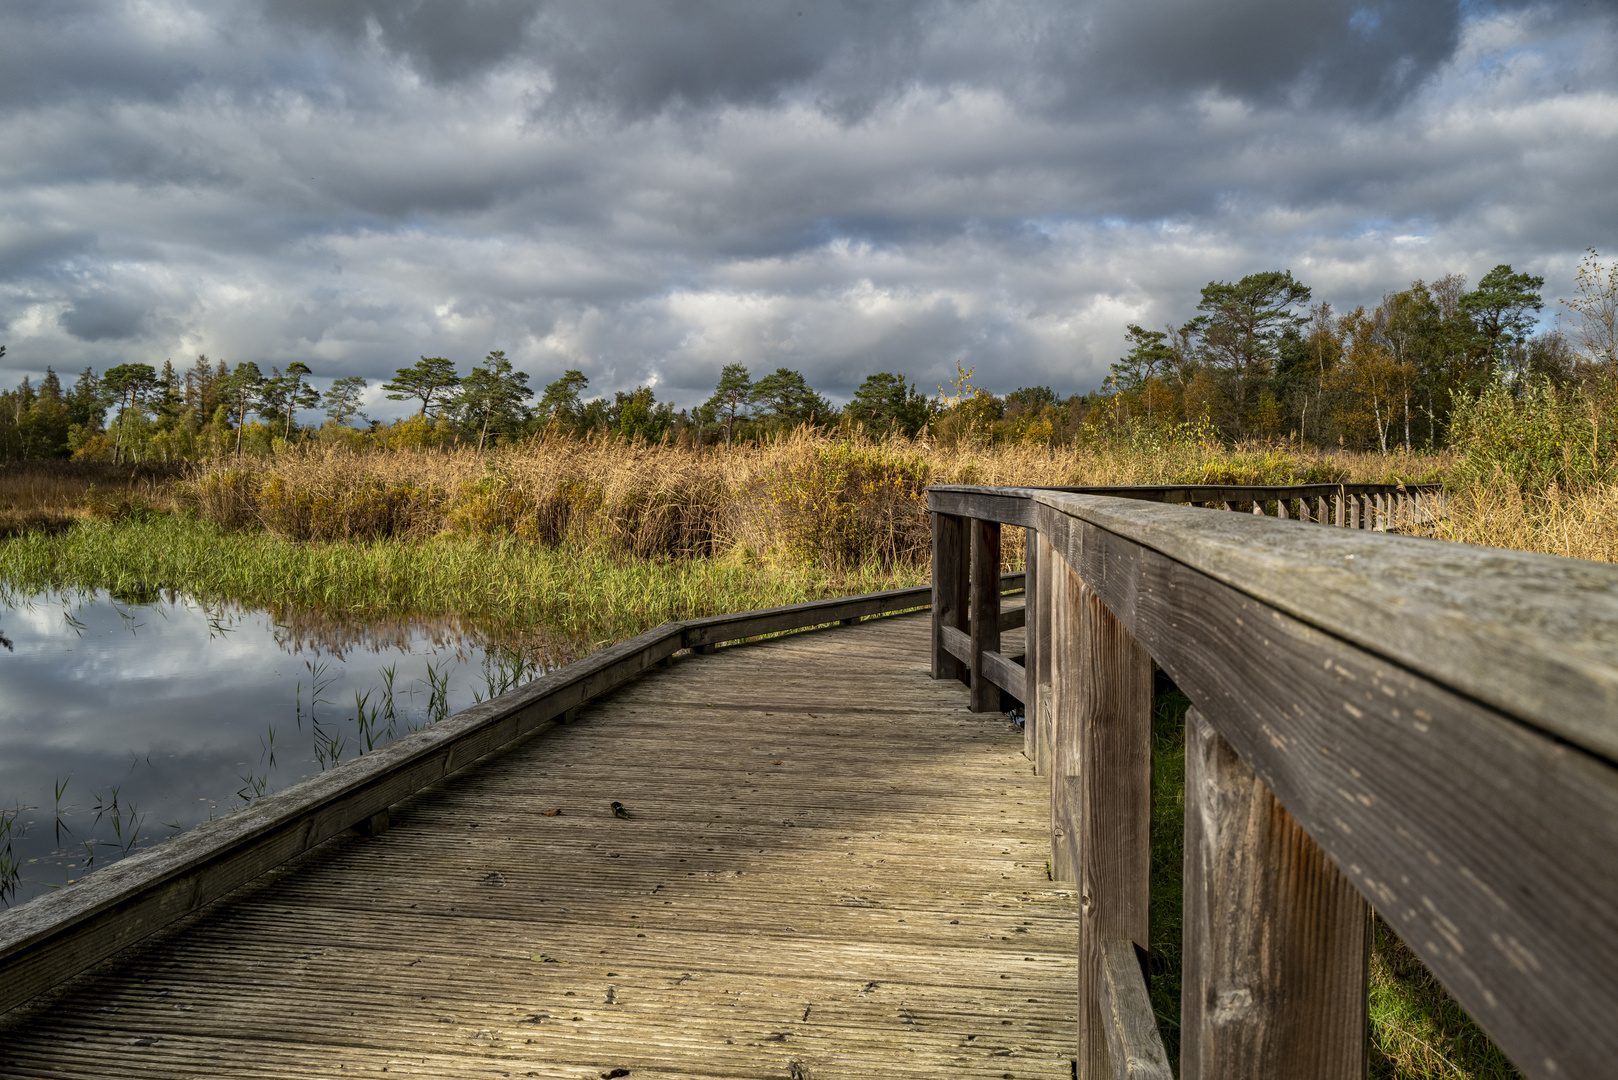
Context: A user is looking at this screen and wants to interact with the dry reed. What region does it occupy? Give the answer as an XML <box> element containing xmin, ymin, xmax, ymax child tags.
<box><xmin>177</xmin><ymin>430</ymin><xmax>1455</xmax><ymax>571</ymax></box>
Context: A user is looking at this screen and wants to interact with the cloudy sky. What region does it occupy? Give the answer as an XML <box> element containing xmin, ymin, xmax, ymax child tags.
<box><xmin>1</xmin><ymin>0</ymin><xmax>1615</xmax><ymax>417</ymax></box>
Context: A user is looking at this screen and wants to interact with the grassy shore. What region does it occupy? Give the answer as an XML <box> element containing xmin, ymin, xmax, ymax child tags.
<box><xmin>0</xmin><ymin>513</ymin><xmax>928</xmax><ymax>650</ymax></box>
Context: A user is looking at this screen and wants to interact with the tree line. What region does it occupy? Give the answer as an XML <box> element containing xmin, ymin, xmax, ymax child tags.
<box><xmin>0</xmin><ymin>250</ymin><xmax>1611</xmax><ymax>462</ymax></box>
<box><xmin>0</xmin><ymin>346</ymin><xmax>935</xmax><ymax>462</ymax></box>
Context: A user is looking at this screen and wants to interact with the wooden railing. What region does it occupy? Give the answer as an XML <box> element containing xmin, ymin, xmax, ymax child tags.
<box><xmin>928</xmin><ymin>483</ymin><xmax>1617</xmax><ymax>1080</ymax></box>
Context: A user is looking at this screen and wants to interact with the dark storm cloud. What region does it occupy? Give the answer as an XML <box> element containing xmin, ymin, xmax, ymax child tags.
<box><xmin>59</xmin><ymin>293</ymin><xmax>152</xmax><ymax>342</ymax></box>
<box><xmin>259</xmin><ymin>0</ymin><xmax>1497</xmax><ymax>115</ymax></box>
<box><xmin>0</xmin><ymin>0</ymin><xmax>1615</xmax><ymax>410</ymax></box>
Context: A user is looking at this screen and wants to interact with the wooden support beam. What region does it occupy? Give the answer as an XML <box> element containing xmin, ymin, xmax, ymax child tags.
<box><xmin>931</xmin><ymin>512</ymin><xmax>970</xmax><ymax>682</ymax></box>
<box><xmin>978</xmin><ymin>648</ymin><xmax>1026</xmax><ymax>704</ymax></box>
<box><xmin>1024</xmin><ymin>526</ymin><xmax>1041</xmax><ymax>763</ymax></box>
<box><xmin>1180</xmin><ymin>707</ymin><xmax>1369</xmax><ymax>1080</ymax></box>
<box><xmin>1074</xmin><ymin>580</ymin><xmax>1156</xmax><ymax>1079</ymax></box>
<box><xmin>969</xmin><ymin>517</ymin><xmax>1002</xmax><ymax>712</ymax></box>
<box><xmin>1100</xmin><ymin>938</ymin><xmax>1174</xmax><ymax>1080</ymax></box>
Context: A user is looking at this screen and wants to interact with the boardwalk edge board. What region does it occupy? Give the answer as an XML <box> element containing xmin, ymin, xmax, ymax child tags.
<box><xmin>0</xmin><ymin>574</ymin><xmax>1024</xmax><ymax>1017</ymax></box>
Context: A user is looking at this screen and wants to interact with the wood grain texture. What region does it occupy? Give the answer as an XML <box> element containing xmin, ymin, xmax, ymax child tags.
<box><xmin>0</xmin><ymin>613</ymin><xmax>1079</xmax><ymax>1079</ymax></box>
<box><xmin>1099</xmin><ymin>939</ymin><xmax>1173</xmax><ymax>1080</ymax></box>
<box><xmin>931</xmin><ymin>511</ymin><xmax>969</xmax><ymax>682</ymax></box>
<box><xmin>969</xmin><ymin>518</ymin><xmax>1002</xmax><ymax>713</ymax></box>
<box><xmin>1180</xmin><ymin>708</ymin><xmax>1367</xmax><ymax>1080</ymax></box>
<box><xmin>936</xmin><ymin>487</ymin><xmax>1618</xmax><ymax>764</ymax></box>
<box><xmin>1033</xmin><ymin>535</ymin><xmax>1055</xmax><ymax>779</ymax></box>
<box><xmin>977</xmin><ymin>648</ymin><xmax>1026</xmax><ymax>704</ymax></box>
<box><xmin>1047</xmin><ymin>557</ymin><xmax>1083</xmax><ymax>887</ymax></box>
<box><xmin>1074</xmin><ymin>582</ymin><xmax>1155</xmax><ymax>1080</ymax></box>
<box><xmin>1031</xmin><ymin>502</ymin><xmax>1618</xmax><ymax>1080</ymax></box>
<box><xmin>1024</xmin><ymin>526</ymin><xmax>1041</xmax><ymax>763</ymax></box>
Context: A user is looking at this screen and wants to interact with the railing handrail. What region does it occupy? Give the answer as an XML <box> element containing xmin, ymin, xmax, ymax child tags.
<box><xmin>930</xmin><ymin>484</ymin><xmax>1617</xmax><ymax>760</ymax></box>
<box><xmin>925</xmin><ymin>482</ymin><xmax>1618</xmax><ymax>1080</ymax></box>
<box><xmin>1000</xmin><ymin>480</ymin><xmax>1442</xmax><ymax>501</ymax></box>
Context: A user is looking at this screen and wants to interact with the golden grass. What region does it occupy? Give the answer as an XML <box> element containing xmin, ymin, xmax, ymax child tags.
<box><xmin>1431</xmin><ymin>481</ymin><xmax>1618</xmax><ymax>562</ymax></box>
<box><xmin>171</xmin><ymin>430</ymin><xmax>1456</xmax><ymax>572</ymax></box>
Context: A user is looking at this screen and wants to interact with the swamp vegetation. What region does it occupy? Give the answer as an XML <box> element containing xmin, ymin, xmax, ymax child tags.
<box><xmin>4</xmin><ymin>401</ymin><xmax>1614</xmax><ymax>1078</ymax></box>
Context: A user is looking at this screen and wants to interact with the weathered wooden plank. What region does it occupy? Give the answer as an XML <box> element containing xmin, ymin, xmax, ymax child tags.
<box><xmin>977</xmin><ymin>648</ymin><xmax>1026</xmax><ymax>704</ymax></box>
<box><xmin>997</xmin><ymin>606</ymin><xmax>1026</xmax><ymax>631</ymax></box>
<box><xmin>1074</xmin><ymin>581</ymin><xmax>1155</xmax><ymax>1080</ymax></box>
<box><xmin>969</xmin><ymin>518</ymin><xmax>1002</xmax><ymax>713</ymax></box>
<box><xmin>932</xmin><ymin>511</ymin><xmax>970</xmax><ymax>682</ymax></box>
<box><xmin>683</xmin><ymin>585</ymin><xmax>932</xmax><ymax>648</ymax></box>
<box><xmin>1024</xmin><ymin>526</ymin><xmax>1042</xmax><ymax>763</ymax></box>
<box><xmin>1180</xmin><ymin>708</ymin><xmax>1367</xmax><ymax>1079</ymax></box>
<box><xmin>1033</xmin><ymin>503</ymin><xmax>1618</xmax><ymax>1080</ymax></box>
<box><xmin>1099</xmin><ymin>938</ymin><xmax>1173</xmax><ymax>1080</ymax></box>
<box><xmin>1047</xmin><ymin>555</ymin><xmax>1083</xmax><ymax>885</ymax></box>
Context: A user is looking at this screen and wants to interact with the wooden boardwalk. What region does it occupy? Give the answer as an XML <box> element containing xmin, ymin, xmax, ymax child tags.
<box><xmin>0</xmin><ymin>611</ymin><xmax>1079</xmax><ymax>1079</ymax></box>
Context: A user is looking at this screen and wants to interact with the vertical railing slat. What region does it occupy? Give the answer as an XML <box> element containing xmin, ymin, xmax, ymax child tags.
<box><xmin>930</xmin><ymin>511</ymin><xmax>969</xmax><ymax>683</ymax></box>
<box><xmin>1071</xmin><ymin>580</ymin><xmax>1156</xmax><ymax>1079</ymax></box>
<box><xmin>1035</xmin><ymin>533</ymin><xmax>1056</xmax><ymax>778</ymax></box>
<box><xmin>1181</xmin><ymin>707</ymin><xmax>1369</xmax><ymax>1079</ymax></box>
<box><xmin>1024</xmin><ymin>525</ymin><xmax>1041</xmax><ymax>763</ymax></box>
<box><xmin>968</xmin><ymin>517</ymin><xmax>1002</xmax><ymax>713</ymax></box>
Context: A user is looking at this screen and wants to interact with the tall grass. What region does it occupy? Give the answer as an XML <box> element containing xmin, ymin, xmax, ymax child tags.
<box><xmin>0</xmin><ymin>514</ymin><xmax>928</xmax><ymax>647</ymax></box>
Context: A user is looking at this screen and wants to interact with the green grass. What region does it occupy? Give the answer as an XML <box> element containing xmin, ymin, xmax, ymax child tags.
<box><xmin>1148</xmin><ymin>679</ymin><xmax>1190</xmax><ymax>1067</ymax></box>
<box><xmin>0</xmin><ymin>513</ymin><xmax>927</xmax><ymax>647</ymax></box>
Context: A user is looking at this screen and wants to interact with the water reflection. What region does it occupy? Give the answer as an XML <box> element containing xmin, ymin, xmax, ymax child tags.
<box><xmin>0</xmin><ymin>590</ymin><xmax>579</xmax><ymax>908</ymax></box>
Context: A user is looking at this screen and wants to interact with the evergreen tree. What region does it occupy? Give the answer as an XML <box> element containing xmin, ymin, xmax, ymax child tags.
<box><xmin>220</xmin><ymin>361</ymin><xmax>267</xmax><ymax>457</ymax></box>
<box><xmin>1195</xmin><ymin>271</ymin><xmax>1312</xmax><ymax>432</ymax></box>
<box><xmin>844</xmin><ymin>372</ymin><xmax>931</xmax><ymax>436</ymax></box>
<box><xmin>101</xmin><ymin>363</ymin><xmax>158</xmax><ymax>463</ymax></box>
<box><xmin>455</xmin><ymin>351</ymin><xmax>532</xmax><ymax>450</ymax></box>
<box><xmin>537</xmin><ymin>370</ymin><xmax>590</xmax><ymax>431</ymax></box>
<box><xmin>1460</xmin><ymin>264</ymin><xmax>1545</xmax><ymax>372</ymax></box>
<box><xmin>750</xmin><ymin>367</ymin><xmax>832</xmax><ymax>428</ymax></box>
<box><xmin>383</xmin><ymin>356</ymin><xmax>461</xmax><ymax>417</ymax></box>
<box><xmin>705</xmin><ymin>364</ymin><xmax>752</xmax><ymax>445</ymax></box>
<box><xmin>323</xmin><ymin>376</ymin><xmax>370</xmax><ymax>427</ymax></box>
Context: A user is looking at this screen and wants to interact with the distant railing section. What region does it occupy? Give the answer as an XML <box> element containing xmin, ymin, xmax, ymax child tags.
<box><xmin>927</xmin><ymin>482</ymin><xmax>1617</xmax><ymax>1080</ymax></box>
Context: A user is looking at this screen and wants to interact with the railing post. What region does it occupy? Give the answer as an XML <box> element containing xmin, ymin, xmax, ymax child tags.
<box><xmin>968</xmin><ymin>517</ymin><xmax>1002</xmax><ymax>712</ymax></box>
<box><xmin>1023</xmin><ymin>526</ymin><xmax>1041</xmax><ymax>763</ymax></box>
<box><xmin>1049</xmin><ymin>563</ymin><xmax>1156</xmax><ymax>1076</ymax></box>
<box><xmin>1033</xmin><ymin>534</ymin><xmax>1056</xmax><ymax>777</ymax></box>
<box><xmin>1181</xmin><ymin>707</ymin><xmax>1369</xmax><ymax>1080</ymax></box>
<box><xmin>930</xmin><ymin>511</ymin><xmax>969</xmax><ymax>682</ymax></box>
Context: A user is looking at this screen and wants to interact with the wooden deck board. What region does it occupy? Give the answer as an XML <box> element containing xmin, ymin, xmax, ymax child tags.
<box><xmin>0</xmin><ymin>612</ymin><xmax>1074</xmax><ymax>1079</ymax></box>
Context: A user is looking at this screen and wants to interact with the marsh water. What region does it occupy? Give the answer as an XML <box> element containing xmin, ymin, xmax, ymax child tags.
<box><xmin>0</xmin><ymin>591</ymin><xmax>571</xmax><ymax>908</ymax></box>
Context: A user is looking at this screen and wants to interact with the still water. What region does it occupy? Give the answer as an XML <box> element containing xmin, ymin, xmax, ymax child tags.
<box><xmin>0</xmin><ymin>591</ymin><xmax>568</xmax><ymax>908</ymax></box>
